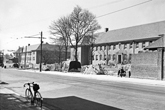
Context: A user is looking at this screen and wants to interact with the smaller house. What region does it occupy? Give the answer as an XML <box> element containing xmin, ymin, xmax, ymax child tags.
<box><xmin>18</xmin><ymin>43</ymin><xmax>70</xmax><ymax>68</ymax></box>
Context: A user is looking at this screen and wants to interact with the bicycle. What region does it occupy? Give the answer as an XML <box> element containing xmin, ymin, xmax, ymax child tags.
<box><xmin>23</xmin><ymin>82</ymin><xmax>43</xmax><ymax>108</ymax></box>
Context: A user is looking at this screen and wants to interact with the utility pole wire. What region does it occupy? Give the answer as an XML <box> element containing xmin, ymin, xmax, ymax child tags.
<box><xmin>1</xmin><ymin>0</ymin><xmax>125</xmax><ymax>31</ymax></box>
<box><xmin>96</xmin><ymin>0</ymin><xmax>152</xmax><ymax>18</ymax></box>
<box><xmin>24</xmin><ymin>36</ymin><xmax>47</xmax><ymax>39</ymax></box>
<box><xmin>89</xmin><ymin>0</ymin><xmax>125</xmax><ymax>10</ymax></box>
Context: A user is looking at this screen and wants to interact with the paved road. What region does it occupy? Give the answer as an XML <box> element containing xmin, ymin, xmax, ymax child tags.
<box><xmin>1</xmin><ymin>68</ymin><xmax>165</xmax><ymax>110</ymax></box>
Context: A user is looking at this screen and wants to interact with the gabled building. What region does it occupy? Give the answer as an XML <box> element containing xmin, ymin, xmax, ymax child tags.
<box><xmin>18</xmin><ymin>43</ymin><xmax>70</xmax><ymax>68</ymax></box>
<box><xmin>73</xmin><ymin>20</ymin><xmax>165</xmax><ymax>66</ymax></box>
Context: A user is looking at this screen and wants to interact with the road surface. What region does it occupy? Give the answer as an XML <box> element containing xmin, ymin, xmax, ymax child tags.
<box><xmin>0</xmin><ymin>68</ymin><xmax>165</xmax><ymax>110</ymax></box>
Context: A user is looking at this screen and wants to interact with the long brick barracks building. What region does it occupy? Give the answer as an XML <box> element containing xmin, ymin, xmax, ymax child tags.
<box><xmin>71</xmin><ymin>20</ymin><xmax>165</xmax><ymax>80</ymax></box>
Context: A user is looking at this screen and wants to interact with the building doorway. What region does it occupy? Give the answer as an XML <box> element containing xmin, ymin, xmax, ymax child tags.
<box><xmin>118</xmin><ymin>55</ymin><xmax>122</xmax><ymax>64</ymax></box>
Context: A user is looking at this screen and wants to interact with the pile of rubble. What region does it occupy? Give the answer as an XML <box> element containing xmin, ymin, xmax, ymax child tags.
<box><xmin>82</xmin><ymin>64</ymin><xmax>118</xmax><ymax>75</ymax></box>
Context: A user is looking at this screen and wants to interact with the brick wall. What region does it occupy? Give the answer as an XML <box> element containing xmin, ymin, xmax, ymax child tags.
<box><xmin>131</xmin><ymin>52</ymin><xmax>159</xmax><ymax>79</ymax></box>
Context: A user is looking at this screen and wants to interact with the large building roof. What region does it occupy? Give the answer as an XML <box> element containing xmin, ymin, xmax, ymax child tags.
<box><xmin>95</xmin><ymin>20</ymin><xmax>165</xmax><ymax>44</ymax></box>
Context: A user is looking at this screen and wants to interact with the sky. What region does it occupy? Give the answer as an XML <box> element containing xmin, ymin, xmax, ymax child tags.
<box><xmin>0</xmin><ymin>0</ymin><xmax>165</xmax><ymax>52</ymax></box>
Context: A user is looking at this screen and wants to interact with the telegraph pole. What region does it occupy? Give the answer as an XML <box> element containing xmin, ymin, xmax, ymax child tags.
<box><xmin>40</xmin><ymin>31</ymin><xmax>43</xmax><ymax>72</ymax></box>
<box><xmin>24</xmin><ymin>31</ymin><xmax>46</xmax><ymax>72</ymax></box>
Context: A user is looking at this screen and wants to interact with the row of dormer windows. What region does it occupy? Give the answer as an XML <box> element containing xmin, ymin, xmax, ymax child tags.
<box><xmin>94</xmin><ymin>41</ymin><xmax>153</xmax><ymax>51</ymax></box>
<box><xmin>94</xmin><ymin>54</ymin><xmax>132</xmax><ymax>61</ymax></box>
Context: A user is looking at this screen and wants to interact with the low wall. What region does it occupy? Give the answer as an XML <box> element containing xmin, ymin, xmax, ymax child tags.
<box><xmin>131</xmin><ymin>52</ymin><xmax>159</xmax><ymax>79</ymax></box>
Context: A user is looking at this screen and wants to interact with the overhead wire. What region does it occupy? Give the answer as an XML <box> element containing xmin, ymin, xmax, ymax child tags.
<box><xmin>1</xmin><ymin>0</ymin><xmax>126</xmax><ymax>31</ymax></box>
<box><xmin>96</xmin><ymin>0</ymin><xmax>152</xmax><ymax>18</ymax></box>
<box><xmin>1</xmin><ymin>0</ymin><xmax>152</xmax><ymax>35</ymax></box>
<box><xmin>89</xmin><ymin>0</ymin><xmax>125</xmax><ymax>10</ymax></box>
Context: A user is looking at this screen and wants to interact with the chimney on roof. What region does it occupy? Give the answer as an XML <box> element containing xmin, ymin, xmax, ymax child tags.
<box><xmin>158</xmin><ymin>34</ymin><xmax>164</xmax><ymax>37</ymax></box>
<box><xmin>28</xmin><ymin>44</ymin><xmax>30</xmax><ymax>46</ymax></box>
<box><xmin>105</xmin><ymin>28</ymin><xmax>109</xmax><ymax>32</ymax></box>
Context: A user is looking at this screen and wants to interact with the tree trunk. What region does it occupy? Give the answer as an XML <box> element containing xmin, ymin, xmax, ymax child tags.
<box><xmin>91</xmin><ymin>43</ymin><xmax>94</xmax><ymax>64</ymax></box>
<box><xmin>59</xmin><ymin>50</ymin><xmax>61</xmax><ymax>64</ymax></box>
<box><xmin>65</xmin><ymin>46</ymin><xmax>68</xmax><ymax>61</ymax></box>
<box><xmin>75</xmin><ymin>42</ymin><xmax>78</xmax><ymax>62</ymax></box>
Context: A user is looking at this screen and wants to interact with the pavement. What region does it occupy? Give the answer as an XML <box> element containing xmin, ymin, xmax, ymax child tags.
<box><xmin>0</xmin><ymin>69</ymin><xmax>165</xmax><ymax>110</ymax></box>
<box><xmin>0</xmin><ymin>87</ymin><xmax>40</xmax><ymax>110</ymax></box>
<box><xmin>25</xmin><ymin>70</ymin><xmax>165</xmax><ymax>87</ymax></box>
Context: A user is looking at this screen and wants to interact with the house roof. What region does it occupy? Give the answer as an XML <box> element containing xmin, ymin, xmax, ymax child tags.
<box><xmin>22</xmin><ymin>43</ymin><xmax>69</xmax><ymax>52</ymax></box>
<box><xmin>23</xmin><ymin>44</ymin><xmax>40</xmax><ymax>52</ymax></box>
<box><xmin>145</xmin><ymin>35</ymin><xmax>165</xmax><ymax>49</ymax></box>
<box><xmin>95</xmin><ymin>20</ymin><xmax>165</xmax><ymax>44</ymax></box>
<box><xmin>36</xmin><ymin>43</ymin><xmax>58</xmax><ymax>51</ymax></box>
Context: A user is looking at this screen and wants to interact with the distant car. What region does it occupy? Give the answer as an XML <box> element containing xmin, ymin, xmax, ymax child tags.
<box><xmin>13</xmin><ymin>63</ymin><xmax>19</xmax><ymax>68</ymax></box>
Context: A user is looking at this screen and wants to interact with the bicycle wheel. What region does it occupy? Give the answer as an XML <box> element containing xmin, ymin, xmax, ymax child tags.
<box><xmin>25</xmin><ymin>88</ymin><xmax>33</xmax><ymax>102</ymax></box>
<box><xmin>34</xmin><ymin>91</ymin><xmax>43</xmax><ymax>108</ymax></box>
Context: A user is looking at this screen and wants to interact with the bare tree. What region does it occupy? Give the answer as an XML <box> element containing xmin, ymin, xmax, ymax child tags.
<box><xmin>50</xmin><ymin>16</ymin><xmax>71</xmax><ymax>61</ymax></box>
<box><xmin>49</xmin><ymin>37</ymin><xmax>65</xmax><ymax>64</ymax></box>
<box><xmin>68</xmin><ymin>6</ymin><xmax>101</xmax><ymax>61</ymax></box>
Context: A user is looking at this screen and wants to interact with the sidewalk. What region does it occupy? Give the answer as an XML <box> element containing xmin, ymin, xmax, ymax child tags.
<box><xmin>22</xmin><ymin>70</ymin><xmax>165</xmax><ymax>87</ymax></box>
<box><xmin>0</xmin><ymin>87</ymin><xmax>38</xmax><ymax>110</ymax></box>
<box><xmin>0</xmin><ymin>87</ymin><xmax>50</xmax><ymax>110</ymax></box>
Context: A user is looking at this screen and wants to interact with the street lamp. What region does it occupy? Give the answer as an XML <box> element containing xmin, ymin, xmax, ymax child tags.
<box><xmin>24</xmin><ymin>31</ymin><xmax>46</xmax><ymax>72</ymax></box>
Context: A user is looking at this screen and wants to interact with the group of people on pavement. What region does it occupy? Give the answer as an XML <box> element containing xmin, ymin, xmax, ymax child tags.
<box><xmin>118</xmin><ymin>64</ymin><xmax>131</xmax><ymax>78</ymax></box>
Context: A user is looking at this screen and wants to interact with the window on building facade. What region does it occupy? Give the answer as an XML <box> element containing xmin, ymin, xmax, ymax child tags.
<box><xmin>104</xmin><ymin>46</ymin><xmax>106</xmax><ymax>50</ymax></box>
<box><xmin>96</xmin><ymin>55</ymin><xmax>98</xmax><ymax>60</ymax></box>
<box><xmin>104</xmin><ymin>55</ymin><xmax>106</xmax><ymax>60</ymax></box>
<box><xmin>124</xmin><ymin>44</ymin><xmax>127</xmax><ymax>49</ymax></box>
<box><xmin>108</xmin><ymin>54</ymin><xmax>111</xmax><ymax>60</ymax></box>
<box><xmin>113</xmin><ymin>45</ymin><xmax>116</xmax><ymax>50</ymax></box>
<box><xmin>136</xmin><ymin>42</ymin><xmax>139</xmax><ymax>48</ymax></box>
<box><xmin>33</xmin><ymin>57</ymin><xmax>35</xmax><ymax>60</ymax></box>
<box><xmin>100</xmin><ymin>46</ymin><xmax>102</xmax><ymax>50</ymax></box>
<box><xmin>100</xmin><ymin>55</ymin><xmax>102</xmax><ymax>60</ymax></box>
<box><xmin>123</xmin><ymin>54</ymin><xmax>127</xmax><ymax>63</ymax></box>
<box><xmin>96</xmin><ymin>46</ymin><xmax>98</xmax><ymax>51</ymax></box>
<box><xmin>142</xmin><ymin>42</ymin><xmax>146</xmax><ymax>48</ymax></box>
<box><xmin>130</xmin><ymin>43</ymin><xmax>134</xmax><ymax>49</ymax></box>
<box><xmin>109</xmin><ymin>45</ymin><xmax>111</xmax><ymax>50</ymax></box>
<box><xmin>129</xmin><ymin>54</ymin><xmax>132</xmax><ymax>63</ymax></box>
<box><xmin>113</xmin><ymin>54</ymin><xmax>116</xmax><ymax>61</ymax></box>
<box><xmin>118</xmin><ymin>43</ymin><xmax>121</xmax><ymax>49</ymax></box>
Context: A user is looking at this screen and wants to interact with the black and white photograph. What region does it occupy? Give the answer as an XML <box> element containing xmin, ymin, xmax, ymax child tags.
<box><xmin>0</xmin><ymin>0</ymin><xmax>165</xmax><ymax>110</ymax></box>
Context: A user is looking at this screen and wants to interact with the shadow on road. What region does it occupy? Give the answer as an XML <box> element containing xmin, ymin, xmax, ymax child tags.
<box><xmin>43</xmin><ymin>96</ymin><xmax>122</xmax><ymax>110</ymax></box>
<box><xmin>0</xmin><ymin>93</ymin><xmax>38</xmax><ymax>110</ymax></box>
